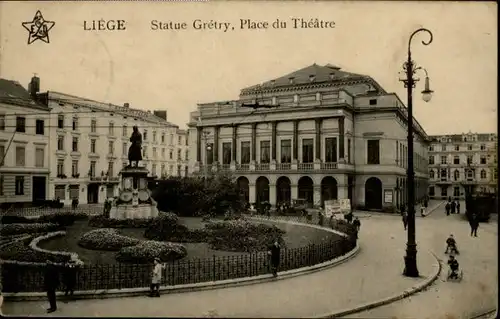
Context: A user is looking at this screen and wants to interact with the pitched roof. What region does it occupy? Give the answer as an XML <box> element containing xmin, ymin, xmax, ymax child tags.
<box><xmin>240</xmin><ymin>63</ymin><xmax>386</xmax><ymax>94</ymax></box>
<box><xmin>0</xmin><ymin>79</ymin><xmax>48</xmax><ymax>110</ymax></box>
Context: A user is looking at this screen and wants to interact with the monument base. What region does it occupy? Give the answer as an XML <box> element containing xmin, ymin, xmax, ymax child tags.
<box><xmin>109</xmin><ymin>204</ymin><xmax>159</xmax><ymax>220</ymax></box>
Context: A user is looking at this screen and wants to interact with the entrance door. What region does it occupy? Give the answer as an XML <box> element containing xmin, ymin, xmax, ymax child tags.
<box><xmin>32</xmin><ymin>176</ymin><xmax>46</xmax><ymax>202</ymax></box>
<box><xmin>87</xmin><ymin>184</ymin><xmax>99</xmax><ymax>204</ymax></box>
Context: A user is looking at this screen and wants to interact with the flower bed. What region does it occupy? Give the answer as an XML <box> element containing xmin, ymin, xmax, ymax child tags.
<box><xmin>0</xmin><ymin>236</ymin><xmax>70</xmax><ymax>264</ymax></box>
<box><xmin>38</xmin><ymin>211</ymin><xmax>89</xmax><ymax>226</ymax></box>
<box><xmin>78</xmin><ymin>228</ymin><xmax>140</xmax><ymax>251</ymax></box>
<box><xmin>116</xmin><ymin>240</ymin><xmax>187</xmax><ymax>264</ymax></box>
<box><xmin>0</xmin><ymin>223</ymin><xmax>63</xmax><ymax>236</ymax></box>
<box><xmin>29</xmin><ymin>231</ymin><xmax>84</xmax><ymax>265</ymax></box>
<box><xmin>144</xmin><ymin>212</ymin><xmax>208</xmax><ymax>242</ymax></box>
<box><xmin>88</xmin><ymin>215</ymin><xmax>153</xmax><ymax>228</ymax></box>
<box><xmin>205</xmin><ymin>220</ymin><xmax>286</xmax><ymax>252</ymax></box>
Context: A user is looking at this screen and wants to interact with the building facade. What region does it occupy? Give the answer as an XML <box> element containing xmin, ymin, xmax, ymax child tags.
<box><xmin>0</xmin><ymin>78</ymin><xmax>51</xmax><ymax>205</ymax></box>
<box><xmin>188</xmin><ymin>64</ymin><xmax>429</xmax><ymax>211</ymax></box>
<box><xmin>30</xmin><ymin>78</ymin><xmax>189</xmax><ymax>205</ymax></box>
<box><xmin>428</xmin><ymin>132</ymin><xmax>498</xmax><ymax>199</ymax></box>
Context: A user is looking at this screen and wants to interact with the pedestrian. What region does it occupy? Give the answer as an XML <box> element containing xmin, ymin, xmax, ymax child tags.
<box><xmin>451</xmin><ymin>201</ymin><xmax>456</xmax><ymax>214</ymax></box>
<box><xmin>456</xmin><ymin>200</ymin><xmax>460</xmax><ymax>214</ymax></box>
<box><xmin>352</xmin><ymin>216</ymin><xmax>361</xmax><ymax>232</ymax></box>
<box><xmin>445</xmin><ymin>202</ymin><xmax>451</xmax><ymax>216</ymax></box>
<box><xmin>149</xmin><ymin>258</ymin><xmax>165</xmax><ymax>297</ymax></box>
<box><xmin>420</xmin><ymin>205</ymin><xmax>425</xmax><ymax>217</ymax></box>
<box><xmin>62</xmin><ymin>257</ymin><xmax>79</xmax><ymax>299</ymax></box>
<box><xmin>470</xmin><ymin>212</ymin><xmax>479</xmax><ymax>237</ymax></box>
<box><xmin>268</xmin><ymin>240</ymin><xmax>281</xmax><ymax>277</ymax></box>
<box><xmin>402</xmin><ymin>211</ymin><xmax>408</xmax><ymax>230</ymax></box>
<box><xmin>44</xmin><ymin>258</ymin><xmax>60</xmax><ymax>313</ymax></box>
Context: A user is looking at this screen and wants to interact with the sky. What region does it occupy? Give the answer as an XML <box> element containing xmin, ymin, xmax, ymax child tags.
<box><xmin>0</xmin><ymin>1</ymin><xmax>497</xmax><ymax>135</ymax></box>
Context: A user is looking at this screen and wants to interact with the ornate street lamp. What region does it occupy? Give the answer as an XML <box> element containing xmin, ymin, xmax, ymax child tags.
<box><xmin>399</xmin><ymin>28</ymin><xmax>434</xmax><ymax>277</ymax></box>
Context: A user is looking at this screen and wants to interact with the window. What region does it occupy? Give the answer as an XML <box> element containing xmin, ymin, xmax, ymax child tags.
<box><xmin>109</xmin><ymin>122</ymin><xmax>114</xmax><ymax>135</ymax></box>
<box><xmin>178</xmin><ymin>136</ymin><xmax>182</xmax><ymax>145</ymax></box>
<box><xmin>153</xmin><ymin>131</ymin><xmax>157</xmax><ymax>142</ymax></box>
<box><xmin>72</xmin><ymin>160</ymin><xmax>79</xmax><ymax>176</ymax></box>
<box><xmin>162</xmin><ymin>148</ymin><xmax>165</xmax><ymax>159</ymax></box>
<box><xmin>347</xmin><ymin>138</ymin><xmax>351</xmax><ymax>163</ymax></box>
<box><xmin>177</xmin><ymin>165</ymin><xmax>181</xmax><ymax>176</ymax></box>
<box><xmin>108</xmin><ymin>162</ymin><xmax>114</xmax><ymax>176</ymax></box>
<box><xmin>123</xmin><ymin>142</ymin><xmax>127</xmax><ymax>155</ymax></box>
<box><xmin>454</xmin><ymin>145</ymin><xmax>459</xmax><ymax>151</ymax></box>
<box><xmin>467</xmin><ymin>155</ymin><xmax>473</xmax><ymax>165</ymax></box>
<box><xmin>441</xmin><ymin>186</ymin><xmax>448</xmax><ymax>197</ymax></box>
<box><xmin>185</xmin><ymin>136</ymin><xmax>189</xmax><ymax>146</ymax></box>
<box><xmin>480</xmin><ymin>144</ymin><xmax>486</xmax><ymax>150</ymax></box>
<box><xmin>241</xmin><ymin>141</ymin><xmax>250</xmax><ymax>164</ymax></box>
<box><xmin>57</xmin><ymin>115</ymin><xmax>64</xmax><ymax>129</ymax></box>
<box><xmin>90</xmin><ymin>140</ymin><xmax>96</xmax><ymax>153</ymax></box>
<box><xmin>161</xmin><ymin>164</ymin><xmax>165</xmax><ymax>176</ymax></box>
<box><xmin>72</xmin><ymin>137</ymin><xmax>78</xmax><ymax>152</ymax></box>
<box><xmin>0</xmin><ymin>145</ymin><xmax>4</xmax><ymax>165</ymax></box>
<box><xmin>428</xmin><ymin>186</ymin><xmax>435</xmax><ymax>196</ymax></box>
<box><xmin>15</xmin><ymin>146</ymin><xmax>25</xmax><ymax>166</ymax></box>
<box><xmin>15</xmin><ymin>176</ymin><xmax>24</xmax><ymax>195</ymax></box>
<box><xmin>35</xmin><ymin>148</ymin><xmax>44</xmax><ymax>167</ymax></box>
<box><xmin>161</xmin><ymin>133</ymin><xmax>165</xmax><ymax>143</ymax></box>
<box><xmin>90</xmin><ymin>119</ymin><xmax>97</xmax><ymax>133</ymax></box>
<box><xmin>325</xmin><ymin>138</ymin><xmax>337</xmax><ymax>162</ymax></box>
<box><xmin>494</xmin><ymin>168</ymin><xmax>498</xmax><ymax>180</ymax></box>
<box><xmin>35</xmin><ymin>119</ymin><xmax>44</xmax><ymax>135</ymax></box>
<box><xmin>369</xmin><ymin>99</ymin><xmax>377</xmax><ymax>105</ymax></box>
<box><xmin>72</xmin><ymin>117</ymin><xmax>78</xmax><ymax>130</ymax></box>
<box><xmin>453</xmin><ymin>187</ymin><xmax>460</xmax><ymax>197</ymax></box>
<box><xmin>16</xmin><ymin>117</ymin><xmax>26</xmax><ymax>133</ymax></box>
<box><xmin>170</xmin><ymin>134</ymin><xmax>174</xmax><ymax>145</ymax></box>
<box><xmin>108</xmin><ymin>141</ymin><xmax>114</xmax><ymax>155</ymax></box>
<box><xmin>480</xmin><ymin>169</ymin><xmax>487</xmax><ymax>179</ymax></box>
<box><xmin>169</xmin><ymin>165</ymin><xmax>173</xmax><ymax>175</ymax></box>
<box><xmin>466</xmin><ymin>170</ymin><xmax>473</xmax><ymax>180</ymax></box>
<box><xmin>185</xmin><ymin>150</ymin><xmax>189</xmax><ymax>161</ymax></box>
<box><xmin>184</xmin><ymin>166</ymin><xmax>188</xmax><ymax>176</ymax></box>
<box><xmin>0</xmin><ymin>175</ymin><xmax>3</xmax><ymax>195</ymax></box>
<box><xmin>222</xmin><ymin>142</ymin><xmax>232</xmax><ymax>165</ymax></box>
<box><xmin>429</xmin><ymin>170</ymin><xmax>435</xmax><ymax>179</ymax></box>
<box><xmin>280</xmin><ymin>139</ymin><xmax>291</xmax><ymax>163</ymax></box>
<box><xmin>0</xmin><ymin>114</ymin><xmax>5</xmax><ymax>130</ymax></box>
<box><xmin>480</xmin><ymin>156</ymin><xmax>486</xmax><ymax>164</ymax></box>
<box><xmin>177</xmin><ymin>149</ymin><xmax>181</xmax><ymax>160</ymax></box>
<box><xmin>440</xmin><ymin>169</ymin><xmax>447</xmax><ymax>181</ymax></box>
<box><xmin>441</xmin><ymin>144</ymin><xmax>446</xmax><ymax>151</ymax></box>
<box><xmin>453</xmin><ymin>156</ymin><xmax>460</xmax><ymax>165</ymax></box>
<box><xmin>467</xmin><ymin>145</ymin><xmax>472</xmax><ymax>151</ymax></box>
<box><xmin>144</xmin><ymin>130</ymin><xmax>148</xmax><ymax>141</ymax></box>
<box><xmin>57</xmin><ymin>159</ymin><xmax>64</xmax><ymax>175</ymax></box>
<box><xmin>56</xmin><ymin>136</ymin><xmax>64</xmax><ymax>151</ymax></box>
<box><xmin>152</xmin><ymin>164</ymin><xmax>156</xmax><ymax>176</ymax></box>
<box><xmin>90</xmin><ymin>161</ymin><xmax>96</xmax><ymax>177</ymax></box>
<box><xmin>429</xmin><ymin>145</ymin><xmax>434</xmax><ymax>151</ymax></box>
<box><xmin>428</xmin><ymin>156</ymin><xmax>435</xmax><ymax>165</ymax></box>
<box><xmin>54</xmin><ymin>185</ymin><xmax>65</xmax><ymax>200</ymax></box>
<box><xmin>301</xmin><ymin>139</ymin><xmax>314</xmax><ymax>163</ymax></box>
<box><xmin>260</xmin><ymin>141</ymin><xmax>270</xmax><ymax>164</ymax></box>
<box><xmin>153</xmin><ymin>147</ymin><xmax>157</xmax><ymax>158</ymax></box>
<box><xmin>123</xmin><ymin>125</ymin><xmax>127</xmax><ymax>136</ymax></box>
<box><xmin>169</xmin><ymin>150</ymin><xmax>173</xmax><ymax>160</ymax></box>
<box><xmin>143</xmin><ymin>147</ymin><xmax>147</xmax><ymax>157</ymax></box>
<box><xmin>454</xmin><ymin>170</ymin><xmax>460</xmax><ymax>181</ymax></box>
<box><xmin>440</xmin><ymin>156</ymin><xmax>447</xmax><ymax>165</ymax></box>
<box><xmin>367</xmin><ymin>140</ymin><xmax>380</xmax><ymax>164</ymax></box>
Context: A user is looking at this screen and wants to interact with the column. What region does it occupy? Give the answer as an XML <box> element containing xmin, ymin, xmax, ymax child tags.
<box><xmin>313</xmin><ymin>184</ymin><xmax>321</xmax><ymax>207</ymax></box>
<box><xmin>293</xmin><ymin>120</ymin><xmax>298</xmax><ymax>160</ymax></box>
<box><xmin>196</xmin><ymin>127</ymin><xmax>202</xmax><ymax>162</ymax></box>
<box><xmin>291</xmin><ymin>184</ymin><xmax>298</xmax><ymax>201</ymax></box>
<box><xmin>249</xmin><ymin>183</ymin><xmax>256</xmax><ymax>203</ymax></box>
<box><xmin>232</xmin><ymin>125</ymin><xmax>237</xmax><ymax>162</ymax></box>
<box><xmin>269</xmin><ymin>183</ymin><xmax>277</xmax><ymax>206</ymax></box>
<box><xmin>271</xmin><ymin>121</ymin><xmax>277</xmax><ymax>161</ymax></box>
<box><xmin>213</xmin><ymin>126</ymin><xmax>220</xmax><ymax>162</ymax></box>
<box><xmin>251</xmin><ymin>123</ymin><xmax>257</xmax><ymax>161</ymax></box>
<box><xmin>315</xmin><ymin>119</ymin><xmax>321</xmax><ymax>160</ymax></box>
<box><xmin>338</xmin><ymin>117</ymin><xmax>345</xmax><ymax>161</ymax></box>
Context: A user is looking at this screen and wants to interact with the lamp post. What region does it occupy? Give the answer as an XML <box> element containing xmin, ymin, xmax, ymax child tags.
<box><xmin>400</xmin><ymin>28</ymin><xmax>434</xmax><ymax>277</ymax></box>
<box><xmin>205</xmin><ymin>142</ymin><xmax>212</xmax><ymax>188</ymax></box>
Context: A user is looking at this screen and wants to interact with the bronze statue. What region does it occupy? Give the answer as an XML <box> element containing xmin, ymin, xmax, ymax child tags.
<box><xmin>128</xmin><ymin>126</ymin><xmax>143</xmax><ymax>167</ymax></box>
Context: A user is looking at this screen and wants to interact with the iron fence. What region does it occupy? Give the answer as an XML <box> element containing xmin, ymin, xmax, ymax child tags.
<box><xmin>1</xmin><ymin>236</ymin><xmax>355</xmax><ymax>293</ymax></box>
<box><xmin>0</xmin><ymin>205</ymin><xmax>104</xmax><ymax>218</ymax></box>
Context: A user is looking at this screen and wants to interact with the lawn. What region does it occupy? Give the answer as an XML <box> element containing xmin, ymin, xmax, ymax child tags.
<box><xmin>38</xmin><ymin>217</ymin><xmax>339</xmax><ymax>264</ymax></box>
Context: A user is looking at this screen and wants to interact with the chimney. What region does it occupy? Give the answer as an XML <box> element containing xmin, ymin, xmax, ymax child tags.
<box><xmin>124</xmin><ymin>103</ymin><xmax>130</xmax><ymax>108</ymax></box>
<box><xmin>154</xmin><ymin>110</ymin><xmax>167</xmax><ymax>121</ymax></box>
<box><xmin>289</xmin><ymin>77</ymin><xmax>295</xmax><ymax>84</ymax></box>
<box><xmin>309</xmin><ymin>75</ymin><xmax>315</xmax><ymax>82</ymax></box>
<box><xmin>29</xmin><ymin>75</ymin><xmax>40</xmax><ymax>99</ymax></box>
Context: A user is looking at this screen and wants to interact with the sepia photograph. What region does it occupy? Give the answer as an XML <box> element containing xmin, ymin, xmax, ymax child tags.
<box><xmin>0</xmin><ymin>1</ymin><xmax>497</xmax><ymax>318</ymax></box>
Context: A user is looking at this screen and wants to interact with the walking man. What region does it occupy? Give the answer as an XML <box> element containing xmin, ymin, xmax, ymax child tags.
<box><xmin>451</xmin><ymin>200</ymin><xmax>456</xmax><ymax>214</ymax></box>
<box><xmin>268</xmin><ymin>240</ymin><xmax>281</xmax><ymax>277</ymax></box>
<box><xmin>352</xmin><ymin>217</ymin><xmax>361</xmax><ymax>232</ymax></box>
<box><xmin>456</xmin><ymin>200</ymin><xmax>461</xmax><ymax>214</ymax></box>
<box><xmin>62</xmin><ymin>258</ymin><xmax>78</xmax><ymax>299</ymax></box>
<box><xmin>44</xmin><ymin>258</ymin><xmax>60</xmax><ymax>313</ymax></box>
<box><xmin>445</xmin><ymin>202</ymin><xmax>451</xmax><ymax>216</ymax></box>
<box><xmin>470</xmin><ymin>212</ymin><xmax>479</xmax><ymax>237</ymax></box>
<box><xmin>402</xmin><ymin>211</ymin><xmax>408</xmax><ymax>230</ymax></box>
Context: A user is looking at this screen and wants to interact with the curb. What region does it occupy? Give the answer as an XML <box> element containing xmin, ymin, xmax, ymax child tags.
<box><xmin>316</xmin><ymin>250</ymin><xmax>443</xmax><ymax>318</ymax></box>
<box><xmin>2</xmin><ymin>218</ymin><xmax>360</xmax><ymax>302</ymax></box>
<box><xmin>421</xmin><ymin>201</ymin><xmax>445</xmax><ymax>217</ymax></box>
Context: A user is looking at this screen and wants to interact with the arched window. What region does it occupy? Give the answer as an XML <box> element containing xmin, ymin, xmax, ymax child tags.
<box><xmin>480</xmin><ymin>169</ymin><xmax>487</xmax><ymax>179</ymax></box>
<box><xmin>429</xmin><ymin>170</ymin><xmax>434</xmax><ymax>179</ymax></box>
<box><xmin>454</xmin><ymin>170</ymin><xmax>460</xmax><ymax>181</ymax></box>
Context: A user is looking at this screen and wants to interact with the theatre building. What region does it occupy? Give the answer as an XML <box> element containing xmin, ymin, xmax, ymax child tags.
<box><xmin>187</xmin><ymin>64</ymin><xmax>430</xmax><ymax>211</ymax></box>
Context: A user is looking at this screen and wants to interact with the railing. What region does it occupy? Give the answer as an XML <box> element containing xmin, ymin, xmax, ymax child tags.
<box><xmin>198</xmin><ymin>161</ymin><xmax>347</xmax><ymax>173</ymax></box>
<box><xmin>298</xmin><ymin>163</ymin><xmax>313</xmax><ymax>170</ymax></box>
<box><xmin>1</xmin><ymin>235</ymin><xmax>355</xmax><ymax>293</ymax></box>
<box><xmin>237</xmin><ymin>164</ymin><xmax>250</xmax><ymax>172</ymax></box>
<box><xmin>276</xmin><ymin>163</ymin><xmax>291</xmax><ymax>170</ymax></box>
<box><xmin>255</xmin><ymin>163</ymin><xmax>270</xmax><ymax>171</ymax></box>
<box><xmin>0</xmin><ymin>205</ymin><xmax>104</xmax><ymax>218</ymax></box>
<box><xmin>320</xmin><ymin>162</ymin><xmax>338</xmax><ymax>169</ymax></box>
<box><xmin>220</xmin><ymin>164</ymin><xmax>230</xmax><ymax>171</ymax></box>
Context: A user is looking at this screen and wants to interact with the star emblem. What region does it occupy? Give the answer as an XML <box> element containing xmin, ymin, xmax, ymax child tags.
<box><xmin>22</xmin><ymin>11</ymin><xmax>55</xmax><ymax>44</ymax></box>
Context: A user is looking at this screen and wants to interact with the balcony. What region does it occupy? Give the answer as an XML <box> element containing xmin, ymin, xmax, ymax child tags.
<box><xmin>255</xmin><ymin>163</ymin><xmax>270</xmax><ymax>171</ymax></box>
<box><xmin>321</xmin><ymin>162</ymin><xmax>338</xmax><ymax>169</ymax></box>
<box><xmin>90</xmin><ymin>176</ymin><xmax>102</xmax><ymax>181</ymax></box>
<box><xmin>276</xmin><ymin>163</ymin><xmax>291</xmax><ymax>170</ymax></box>
<box><xmin>197</xmin><ymin>161</ymin><xmax>351</xmax><ymax>174</ymax></box>
<box><xmin>298</xmin><ymin>163</ymin><xmax>313</xmax><ymax>170</ymax></box>
<box><xmin>236</xmin><ymin>164</ymin><xmax>250</xmax><ymax>172</ymax></box>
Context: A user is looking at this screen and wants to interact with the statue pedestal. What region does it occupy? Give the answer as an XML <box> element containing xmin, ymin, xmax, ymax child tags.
<box><xmin>110</xmin><ymin>166</ymin><xmax>159</xmax><ymax>220</ymax></box>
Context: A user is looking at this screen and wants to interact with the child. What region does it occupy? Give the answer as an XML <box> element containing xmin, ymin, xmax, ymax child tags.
<box><xmin>150</xmin><ymin>258</ymin><xmax>165</xmax><ymax>297</ymax></box>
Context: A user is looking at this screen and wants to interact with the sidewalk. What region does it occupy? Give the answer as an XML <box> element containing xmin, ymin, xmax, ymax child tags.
<box><xmin>354</xmin><ymin>200</ymin><xmax>445</xmax><ymax>218</ymax></box>
<box><xmin>2</xmin><ymin>217</ymin><xmax>439</xmax><ymax>317</ymax></box>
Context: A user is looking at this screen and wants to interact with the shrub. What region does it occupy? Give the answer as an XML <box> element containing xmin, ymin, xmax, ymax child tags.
<box><xmin>204</xmin><ymin>220</ymin><xmax>286</xmax><ymax>252</ymax></box>
<box><xmin>1</xmin><ymin>215</ymin><xmax>36</xmax><ymax>224</ymax></box>
<box><xmin>0</xmin><ymin>223</ymin><xmax>63</xmax><ymax>236</ymax></box>
<box><xmin>0</xmin><ymin>236</ymin><xmax>70</xmax><ymax>263</ymax></box>
<box><xmin>144</xmin><ymin>212</ymin><xmax>208</xmax><ymax>243</ymax></box>
<box><xmin>116</xmin><ymin>240</ymin><xmax>187</xmax><ymax>264</ymax></box>
<box><xmin>88</xmin><ymin>215</ymin><xmax>153</xmax><ymax>228</ymax></box>
<box><xmin>38</xmin><ymin>211</ymin><xmax>88</xmax><ymax>226</ymax></box>
<box><xmin>78</xmin><ymin>228</ymin><xmax>140</xmax><ymax>251</ymax></box>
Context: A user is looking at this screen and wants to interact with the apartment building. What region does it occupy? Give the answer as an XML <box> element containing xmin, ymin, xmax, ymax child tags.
<box><xmin>0</xmin><ymin>77</ymin><xmax>50</xmax><ymax>204</ymax></box>
<box><xmin>428</xmin><ymin>132</ymin><xmax>498</xmax><ymax>199</ymax></box>
<box><xmin>187</xmin><ymin>63</ymin><xmax>430</xmax><ymax>211</ymax></box>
